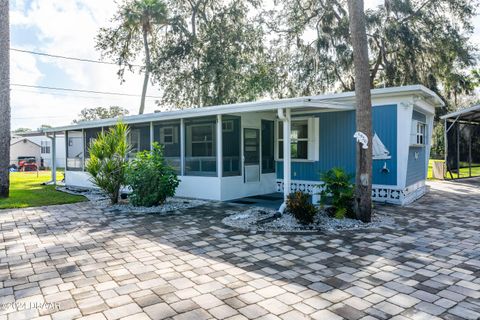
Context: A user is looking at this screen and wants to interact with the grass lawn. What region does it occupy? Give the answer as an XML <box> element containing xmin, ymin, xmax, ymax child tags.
<box><xmin>428</xmin><ymin>160</ymin><xmax>480</xmax><ymax>180</ymax></box>
<box><xmin>0</xmin><ymin>171</ymin><xmax>86</xmax><ymax>209</ymax></box>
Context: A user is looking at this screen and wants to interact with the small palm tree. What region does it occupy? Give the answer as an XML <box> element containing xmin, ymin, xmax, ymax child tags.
<box><xmin>96</xmin><ymin>0</ymin><xmax>169</xmax><ymax>114</ymax></box>
<box><xmin>86</xmin><ymin>122</ymin><xmax>130</xmax><ymax>204</ymax></box>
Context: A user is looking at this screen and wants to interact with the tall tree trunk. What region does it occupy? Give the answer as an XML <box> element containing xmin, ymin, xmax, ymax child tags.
<box><xmin>139</xmin><ymin>27</ymin><xmax>150</xmax><ymax>115</ymax></box>
<box><xmin>190</xmin><ymin>4</ymin><xmax>202</xmax><ymax>108</ymax></box>
<box><xmin>0</xmin><ymin>0</ymin><xmax>10</xmax><ymax>198</ymax></box>
<box><xmin>347</xmin><ymin>0</ymin><xmax>372</xmax><ymax>222</ymax></box>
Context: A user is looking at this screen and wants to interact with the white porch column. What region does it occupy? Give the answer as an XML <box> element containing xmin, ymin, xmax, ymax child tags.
<box><xmin>149</xmin><ymin>122</ymin><xmax>154</xmax><ymax>151</ymax></box>
<box><xmin>52</xmin><ymin>132</ymin><xmax>56</xmax><ymax>184</ymax></box>
<box><xmin>283</xmin><ymin>109</ymin><xmax>291</xmax><ymax>200</ymax></box>
<box><xmin>180</xmin><ymin>118</ymin><xmax>185</xmax><ymax>176</ymax></box>
<box><xmin>81</xmin><ymin>128</ymin><xmax>85</xmax><ymax>171</ymax></box>
<box><xmin>217</xmin><ymin>114</ymin><xmax>223</xmax><ymax>177</ymax></box>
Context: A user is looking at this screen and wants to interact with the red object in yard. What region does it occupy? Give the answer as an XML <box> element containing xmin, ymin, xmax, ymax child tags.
<box><xmin>18</xmin><ymin>157</ymin><xmax>38</xmax><ymax>172</ymax></box>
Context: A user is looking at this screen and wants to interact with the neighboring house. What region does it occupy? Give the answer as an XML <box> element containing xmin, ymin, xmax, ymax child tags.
<box><xmin>16</xmin><ymin>132</ymin><xmax>66</xmax><ymax>169</ymax></box>
<box><xmin>45</xmin><ymin>85</ymin><xmax>443</xmax><ymax>206</ymax></box>
<box><xmin>10</xmin><ymin>136</ymin><xmax>41</xmax><ymax>166</ymax></box>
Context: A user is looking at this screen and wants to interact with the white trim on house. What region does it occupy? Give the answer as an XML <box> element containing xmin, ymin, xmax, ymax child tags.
<box><xmin>397</xmin><ymin>102</ymin><xmax>414</xmax><ymax>189</ymax></box>
<box><xmin>43</xmin><ymin>85</ymin><xmax>443</xmax><ymax>134</ymax></box>
<box><xmin>10</xmin><ymin>138</ymin><xmax>41</xmax><ymax>148</ymax></box>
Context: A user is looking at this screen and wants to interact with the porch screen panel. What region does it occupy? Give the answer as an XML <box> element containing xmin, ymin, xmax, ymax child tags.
<box><xmin>66</xmin><ymin>130</ymin><xmax>83</xmax><ymax>171</ymax></box>
<box><xmin>222</xmin><ymin>115</ymin><xmax>241</xmax><ymax>176</ymax></box>
<box><xmin>84</xmin><ymin>127</ymin><xmax>103</xmax><ymax>169</ymax></box>
<box><xmin>153</xmin><ymin>121</ymin><xmax>181</xmax><ymax>173</ymax></box>
<box><xmin>128</xmin><ymin>124</ymin><xmax>150</xmax><ymax>159</ymax></box>
<box><xmin>261</xmin><ymin>120</ymin><xmax>275</xmax><ymax>173</ymax></box>
<box><xmin>447</xmin><ymin>122</ymin><xmax>480</xmax><ymax>178</ymax></box>
<box><xmin>185</xmin><ymin>117</ymin><xmax>217</xmax><ymax>176</ymax></box>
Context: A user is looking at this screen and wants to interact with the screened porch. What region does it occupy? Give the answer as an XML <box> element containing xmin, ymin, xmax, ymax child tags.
<box><xmin>63</xmin><ymin>114</ymin><xmax>276</xmax><ymax>180</ymax></box>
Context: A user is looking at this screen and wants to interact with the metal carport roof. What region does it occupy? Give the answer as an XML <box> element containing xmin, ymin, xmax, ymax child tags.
<box><xmin>441</xmin><ymin>105</ymin><xmax>480</xmax><ymax>124</ymax></box>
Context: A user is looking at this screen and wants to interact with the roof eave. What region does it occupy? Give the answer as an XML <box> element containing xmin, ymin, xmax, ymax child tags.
<box><xmin>44</xmin><ymin>85</ymin><xmax>444</xmax><ymax>133</ymax></box>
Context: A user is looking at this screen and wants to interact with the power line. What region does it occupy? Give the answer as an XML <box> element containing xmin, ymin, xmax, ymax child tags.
<box><xmin>10</xmin><ymin>48</ymin><xmax>144</xmax><ymax>68</ymax></box>
<box><xmin>11</xmin><ymin>84</ymin><xmax>162</xmax><ymax>99</ymax></box>
<box><xmin>12</xmin><ymin>115</ymin><xmax>73</xmax><ymax>120</ymax></box>
<box><xmin>12</xmin><ymin>88</ymin><xmax>160</xmax><ymax>100</ymax></box>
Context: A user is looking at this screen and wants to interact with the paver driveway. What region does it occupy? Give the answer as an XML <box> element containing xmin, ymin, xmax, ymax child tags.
<box><xmin>0</xmin><ymin>179</ymin><xmax>479</xmax><ymax>320</ymax></box>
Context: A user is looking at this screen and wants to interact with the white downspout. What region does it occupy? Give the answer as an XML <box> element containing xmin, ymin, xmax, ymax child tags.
<box><xmin>277</xmin><ymin>108</ymin><xmax>291</xmax><ymax>214</ymax></box>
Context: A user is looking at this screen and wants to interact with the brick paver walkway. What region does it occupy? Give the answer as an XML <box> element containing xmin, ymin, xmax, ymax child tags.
<box><xmin>0</xmin><ymin>179</ymin><xmax>479</xmax><ymax>320</ymax></box>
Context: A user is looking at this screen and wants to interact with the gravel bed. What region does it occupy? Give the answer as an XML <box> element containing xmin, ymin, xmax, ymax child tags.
<box><xmin>222</xmin><ymin>207</ymin><xmax>395</xmax><ymax>232</ymax></box>
<box><xmin>57</xmin><ymin>186</ymin><xmax>209</xmax><ymax>214</ymax></box>
<box><xmin>106</xmin><ymin>198</ymin><xmax>209</xmax><ymax>214</ymax></box>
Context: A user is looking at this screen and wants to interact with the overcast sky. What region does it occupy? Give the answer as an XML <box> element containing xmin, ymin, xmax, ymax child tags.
<box><xmin>9</xmin><ymin>0</ymin><xmax>480</xmax><ymax>130</ymax></box>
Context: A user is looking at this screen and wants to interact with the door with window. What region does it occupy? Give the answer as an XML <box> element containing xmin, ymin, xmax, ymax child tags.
<box><xmin>244</xmin><ymin>128</ymin><xmax>260</xmax><ymax>182</ymax></box>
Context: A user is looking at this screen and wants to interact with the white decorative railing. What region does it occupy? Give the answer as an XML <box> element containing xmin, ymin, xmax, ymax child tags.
<box><xmin>275</xmin><ymin>179</ymin><xmax>426</xmax><ymax>205</ymax></box>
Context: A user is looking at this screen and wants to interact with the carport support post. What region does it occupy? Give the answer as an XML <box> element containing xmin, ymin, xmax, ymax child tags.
<box><xmin>457</xmin><ymin>123</ymin><xmax>460</xmax><ymax>179</ymax></box>
<box><xmin>444</xmin><ymin>119</ymin><xmax>448</xmax><ymax>172</ymax></box>
<box><xmin>469</xmin><ymin>130</ymin><xmax>472</xmax><ymax>177</ymax></box>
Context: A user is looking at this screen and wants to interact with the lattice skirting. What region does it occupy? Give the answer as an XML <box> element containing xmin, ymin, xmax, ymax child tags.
<box><xmin>276</xmin><ymin>179</ymin><xmax>426</xmax><ymax>205</ymax></box>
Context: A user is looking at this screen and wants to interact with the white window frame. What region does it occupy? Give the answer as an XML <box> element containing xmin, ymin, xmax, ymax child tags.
<box><xmin>159</xmin><ymin>126</ymin><xmax>176</xmax><ymax>145</ymax></box>
<box><xmin>410</xmin><ymin>120</ymin><xmax>426</xmax><ymax>146</ymax></box>
<box><xmin>275</xmin><ymin>117</ymin><xmax>319</xmax><ymax>162</ymax></box>
<box><xmin>41</xmin><ymin>140</ymin><xmax>51</xmax><ymax>154</ymax></box>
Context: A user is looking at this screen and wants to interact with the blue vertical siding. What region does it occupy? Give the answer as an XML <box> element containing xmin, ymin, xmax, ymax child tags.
<box><xmin>372</xmin><ymin>105</ymin><xmax>397</xmax><ymax>185</ymax></box>
<box><xmin>406</xmin><ymin>110</ymin><xmax>427</xmax><ymax>186</ymax></box>
<box><xmin>406</xmin><ymin>147</ymin><xmax>426</xmax><ymax>185</ymax></box>
<box><xmin>277</xmin><ymin>105</ymin><xmax>397</xmax><ymax>185</ymax></box>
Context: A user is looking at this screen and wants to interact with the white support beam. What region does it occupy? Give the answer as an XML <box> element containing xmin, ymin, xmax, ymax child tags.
<box><xmin>283</xmin><ymin>109</ymin><xmax>291</xmax><ymax>199</ymax></box>
<box><xmin>65</xmin><ymin>131</ymin><xmax>69</xmax><ymax>170</ymax></box>
<box><xmin>180</xmin><ymin>118</ymin><xmax>185</xmax><ymax>176</ymax></box>
<box><xmin>81</xmin><ymin>128</ymin><xmax>85</xmax><ymax>171</ymax></box>
<box><xmin>277</xmin><ymin>108</ymin><xmax>291</xmax><ymax>213</ymax></box>
<box><xmin>149</xmin><ymin>121</ymin><xmax>154</xmax><ymax>151</ymax></box>
<box><xmin>217</xmin><ymin>114</ymin><xmax>223</xmax><ymax>178</ymax></box>
<box><xmin>52</xmin><ymin>132</ymin><xmax>56</xmax><ymax>184</ymax></box>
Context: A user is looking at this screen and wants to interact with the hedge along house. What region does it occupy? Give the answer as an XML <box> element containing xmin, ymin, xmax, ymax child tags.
<box><xmin>44</xmin><ymin>85</ymin><xmax>443</xmax><ymax>206</ymax></box>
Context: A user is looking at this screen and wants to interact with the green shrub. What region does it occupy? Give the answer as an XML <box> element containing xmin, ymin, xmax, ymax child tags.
<box><xmin>286</xmin><ymin>191</ymin><xmax>317</xmax><ymax>225</ymax></box>
<box><xmin>126</xmin><ymin>142</ymin><xmax>180</xmax><ymax>207</ymax></box>
<box><xmin>86</xmin><ymin>122</ymin><xmax>130</xmax><ymax>204</ymax></box>
<box><xmin>319</xmin><ymin>167</ymin><xmax>354</xmax><ymax>219</ymax></box>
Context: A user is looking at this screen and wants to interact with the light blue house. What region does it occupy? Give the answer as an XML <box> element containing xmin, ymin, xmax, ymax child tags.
<box><xmin>45</xmin><ymin>85</ymin><xmax>443</xmax><ymax>206</ymax></box>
